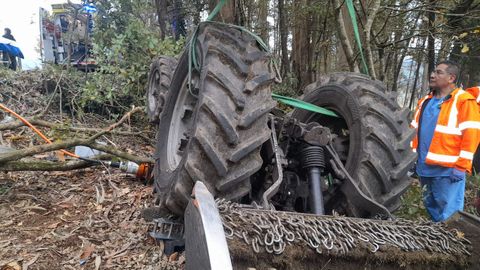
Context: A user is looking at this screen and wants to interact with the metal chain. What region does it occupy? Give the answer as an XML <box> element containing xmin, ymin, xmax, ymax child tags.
<box><xmin>216</xmin><ymin>199</ymin><xmax>471</xmax><ymax>257</ymax></box>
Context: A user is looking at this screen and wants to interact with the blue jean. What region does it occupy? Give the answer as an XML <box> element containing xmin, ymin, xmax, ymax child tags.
<box><xmin>420</xmin><ymin>176</ymin><xmax>465</xmax><ymax>222</ymax></box>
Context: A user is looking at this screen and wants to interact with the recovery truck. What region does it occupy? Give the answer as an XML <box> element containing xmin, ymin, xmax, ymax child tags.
<box><xmin>39</xmin><ymin>2</ymin><xmax>96</xmax><ymax>71</ymax></box>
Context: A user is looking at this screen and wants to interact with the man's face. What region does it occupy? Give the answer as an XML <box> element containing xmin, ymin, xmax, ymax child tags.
<box><xmin>430</xmin><ymin>64</ymin><xmax>455</xmax><ymax>89</ymax></box>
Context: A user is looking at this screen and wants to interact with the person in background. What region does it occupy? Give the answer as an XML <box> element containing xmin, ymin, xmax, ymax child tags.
<box><xmin>2</xmin><ymin>28</ymin><xmax>17</xmax><ymax>70</ymax></box>
<box><xmin>410</xmin><ymin>60</ymin><xmax>480</xmax><ymax>222</ymax></box>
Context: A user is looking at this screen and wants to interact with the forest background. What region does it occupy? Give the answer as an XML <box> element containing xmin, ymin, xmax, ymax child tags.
<box><xmin>3</xmin><ymin>0</ymin><xmax>478</xmax><ymax>117</ymax></box>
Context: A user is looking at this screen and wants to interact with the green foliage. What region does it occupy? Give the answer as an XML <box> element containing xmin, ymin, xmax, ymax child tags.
<box><xmin>396</xmin><ymin>175</ymin><xmax>480</xmax><ymax>220</ymax></box>
<box><xmin>465</xmin><ymin>173</ymin><xmax>480</xmax><ymax>216</ymax></box>
<box><xmin>395</xmin><ymin>180</ymin><xmax>429</xmax><ymax>220</ymax></box>
<box><xmin>0</xmin><ymin>184</ymin><xmax>10</xmax><ymax>195</ymax></box>
<box><xmin>80</xmin><ymin>0</ymin><xmax>185</xmax><ymax>115</ymax></box>
<box><xmin>272</xmin><ymin>72</ymin><xmax>299</xmax><ymax>97</ymax></box>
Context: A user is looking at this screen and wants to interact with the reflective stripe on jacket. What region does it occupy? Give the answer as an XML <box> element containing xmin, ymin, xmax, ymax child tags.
<box><xmin>410</xmin><ymin>88</ymin><xmax>480</xmax><ymax>173</ymax></box>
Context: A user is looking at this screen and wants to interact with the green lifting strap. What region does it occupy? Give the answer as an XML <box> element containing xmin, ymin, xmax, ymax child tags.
<box><xmin>206</xmin><ymin>0</ymin><xmax>227</xmax><ymax>21</ymax></box>
<box><xmin>346</xmin><ymin>0</ymin><xmax>369</xmax><ymax>76</ymax></box>
<box><xmin>272</xmin><ymin>94</ymin><xmax>339</xmax><ymax>118</ymax></box>
<box><xmin>193</xmin><ymin>0</ymin><xmax>339</xmax><ymax>118</ymax></box>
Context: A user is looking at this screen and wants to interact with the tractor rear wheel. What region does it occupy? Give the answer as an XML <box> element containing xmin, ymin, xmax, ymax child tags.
<box><xmin>154</xmin><ymin>23</ymin><xmax>276</xmax><ymax>215</ymax></box>
<box><xmin>292</xmin><ymin>73</ymin><xmax>416</xmax><ymax>213</ymax></box>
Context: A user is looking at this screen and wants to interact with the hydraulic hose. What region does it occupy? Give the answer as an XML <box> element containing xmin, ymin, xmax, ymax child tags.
<box><xmin>0</xmin><ymin>103</ymin><xmax>79</xmax><ymax>159</ymax></box>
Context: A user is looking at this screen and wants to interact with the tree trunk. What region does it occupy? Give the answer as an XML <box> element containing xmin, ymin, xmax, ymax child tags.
<box><xmin>391</xmin><ymin>12</ymin><xmax>422</xmax><ymax>92</ymax></box>
<box><xmin>391</xmin><ymin>47</ymin><xmax>410</xmax><ymax>92</ymax></box>
<box><xmin>383</xmin><ymin>50</ymin><xmax>393</xmax><ymax>89</ymax></box>
<box><xmin>465</xmin><ymin>58</ymin><xmax>480</xmax><ymax>86</ymax></box>
<box><xmin>427</xmin><ymin>0</ymin><xmax>436</xmax><ymax>76</ymax></box>
<box><xmin>171</xmin><ymin>0</ymin><xmax>187</xmax><ymax>40</ymax></box>
<box><xmin>408</xmin><ymin>60</ymin><xmax>423</xmax><ymax>111</ymax></box>
<box><xmin>446</xmin><ymin>0</ymin><xmax>477</xmax><ymax>86</ymax></box>
<box><xmin>377</xmin><ymin>46</ymin><xmax>385</xmax><ymax>81</ymax></box>
<box><xmin>209</xmin><ymin>0</ymin><xmax>239</xmax><ymax>24</ymax></box>
<box><xmin>0</xmin><ymin>159</ymin><xmax>102</xmax><ymax>172</ymax></box>
<box><xmin>154</xmin><ymin>0</ymin><xmax>168</xmax><ymax>39</ymax></box>
<box><xmin>447</xmin><ymin>0</ymin><xmax>474</xmax><ymax>63</ymax></box>
<box><xmin>364</xmin><ymin>0</ymin><xmax>381</xmax><ymax>80</ymax></box>
<box><xmin>278</xmin><ymin>0</ymin><xmax>290</xmax><ymax>75</ymax></box>
<box><xmin>403</xmin><ymin>58</ymin><xmax>416</xmax><ymax>107</ymax></box>
<box><xmin>332</xmin><ymin>0</ymin><xmax>359</xmax><ymax>72</ymax></box>
<box><xmin>313</xmin><ymin>0</ymin><xmax>330</xmax><ymax>76</ymax></box>
<box><xmin>257</xmin><ymin>0</ymin><xmax>269</xmax><ymax>44</ymax></box>
<box><xmin>408</xmin><ymin>37</ymin><xmax>427</xmax><ymax>110</ymax></box>
<box><xmin>291</xmin><ymin>0</ymin><xmax>314</xmax><ymax>91</ymax></box>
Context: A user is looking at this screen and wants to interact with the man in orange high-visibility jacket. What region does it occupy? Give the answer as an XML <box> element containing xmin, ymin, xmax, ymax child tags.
<box><xmin>411</xmin><ymin>60</ymin><xmax>480</xmax><ymax>222</ymax></box>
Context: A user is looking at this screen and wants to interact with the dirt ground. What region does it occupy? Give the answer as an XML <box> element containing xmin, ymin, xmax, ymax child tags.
<box><xmin>0</xmin><ymin>71</ymin><xmax>187</xmax><ymax>269</ymax></box>
<box><xmin>0</xmin><ymin>168</ymin><xmax>184</xmax><ymax>270</ymax></box>
<box><xmin>1</xmin><ymin>168</ymin><xmax>477</xmax><ymax>270</ymax></box>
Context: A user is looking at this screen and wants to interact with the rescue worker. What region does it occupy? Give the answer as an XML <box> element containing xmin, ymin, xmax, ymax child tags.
<box><xmin>2</xmin><ymin>28</ymin><xmax>17</xmax><ymax>70</ymax></box>
<box><xmin>410</xmin><ymin>60</ymin><xmax>480</xmax><ymax>222</ymax></box>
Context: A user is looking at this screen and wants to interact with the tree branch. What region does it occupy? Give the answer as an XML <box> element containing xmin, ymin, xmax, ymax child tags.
<box><xmin>0</xmin><ymin>158</ymin><xmax>100</xmax><ymax>171</ymax></box>
<box><xmin>0</xmin><ymin>138</ymin><xmax>88</xmax><ymax>164</ymax></box>
<box><xmin>0</xmin><ymin>107</ymin><xmax>152</xmax><ymax>166</ymax></box>
<box><xmin>332</xmin><ymin>0</ymin><xmax>359</xmax><ymax>72</ymax></box>
<box><xmin>85</xmin><ymin>142</ymin><xmax>154</xmax><ymax>164</ymax></box>
<box><xmin>0</xmin><ymin>118</ymin><xmax>147</xmax><ymax>136</ymax></box>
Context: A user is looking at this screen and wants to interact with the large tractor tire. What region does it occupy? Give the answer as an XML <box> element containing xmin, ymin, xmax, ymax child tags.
<box><xmin>292</xmin><ymin>73</ymin><xmax>417</xmax><ymax>213</ymax></box>
<box><xmin>154</xmin><ymin>23</ymin><xmax>276</xmax><ymax>215</ymax></box>
<box><xmin>146</xmin><ymin>56</ymin><xmax>177</xmax><ymax>124</ymax></box>
<box><xmin>473</xmin><ymin>145</ymin><xmax>480</xmax><ymax>174</ymax></box>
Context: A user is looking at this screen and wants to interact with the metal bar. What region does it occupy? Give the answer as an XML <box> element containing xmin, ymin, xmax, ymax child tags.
<box><xmin>262</xmin><ymin>115</ymin><xmax>285</xmax><ymax>209</ymax></box>
<box><xmin>185</xmin><ymin>181</ymin><xmax>233</xmax><ymax>270</ymax></box>
<box><xmin>325</xmin><ymin>144</ymin><xmax>392</xmax><ymax>218</ymax></box>
<box><xmin>308</xmin><ymin>167</ymin><xmax>325</xmax><ymax>215</ymax></box>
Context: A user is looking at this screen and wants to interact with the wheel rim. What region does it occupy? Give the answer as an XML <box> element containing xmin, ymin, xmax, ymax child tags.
<box><xmin>148</xmin><ymin>69</ymin><xmax>160</xmax><ymax>115</ymax></box>
<box><xmin>166</xmin><ymin>78</ymin><xmax>197</xmax><ymax>171</ymax></box>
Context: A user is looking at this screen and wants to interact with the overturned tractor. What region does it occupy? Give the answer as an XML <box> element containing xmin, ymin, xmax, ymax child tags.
<box><xmin>146</xmin><ymin>23</ymin><xmax>480</xmax><ymax>269</ymax></box>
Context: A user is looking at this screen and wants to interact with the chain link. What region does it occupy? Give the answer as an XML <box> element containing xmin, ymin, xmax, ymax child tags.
<box><xmin>216</xmin><ymin>199</ymin><xmax>471</xmax><ymax>257</ymax></box>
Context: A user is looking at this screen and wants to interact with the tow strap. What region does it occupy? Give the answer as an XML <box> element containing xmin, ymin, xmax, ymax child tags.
<box><xmin>272</xmin><ymin>94</ymin><xmax>338</xmax><ymax>117</ymax></box>
<box><xmin>346</xmin><ymin>0</ymin><xmax>369</xmax><ymax>75</ymax></box>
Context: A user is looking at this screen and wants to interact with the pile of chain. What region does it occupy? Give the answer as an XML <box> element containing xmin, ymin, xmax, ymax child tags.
<box><xmin>217</xmin><ymin>199</ymin><xmax>471</xmax><ymax>257</ymax></box>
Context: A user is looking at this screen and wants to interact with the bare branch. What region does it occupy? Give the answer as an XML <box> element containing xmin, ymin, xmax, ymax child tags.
<box><xmin>85</xmin><ymin>142</ymin><xmax>154</xmax><ymax>164</ymax></box>
<box><xmin>0</xmin><ymin>138</ymin><xmax>90</xmax><ymax>163</ymax></box>
<box><xmin>0</xmin><ymin>159</ymin><xmax>97</xmax><ymax>171</ymax></box>
<box><xmin>0</xmin><ymin>118</ymin><xmax>147</xmax><ymax>136</ymax></box>
<box><xmin>0</xmin><ymin>107</ymin><xmax>150</xmax><ymax>166</ymax></box>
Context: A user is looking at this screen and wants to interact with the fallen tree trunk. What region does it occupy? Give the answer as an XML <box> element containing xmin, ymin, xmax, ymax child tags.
<box><xmin>0</xmin><ymin>159</ymin><xmax>98</xmax><ymax>171</ymax></box>
<box><xmin>0</xmin><ymin>118</ymin><xmax>147</xmax><ymax>137</ymax></box>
